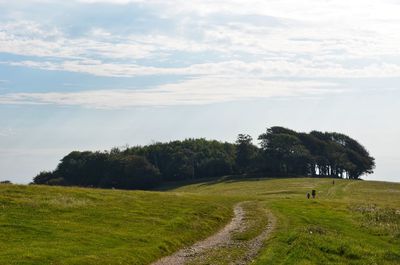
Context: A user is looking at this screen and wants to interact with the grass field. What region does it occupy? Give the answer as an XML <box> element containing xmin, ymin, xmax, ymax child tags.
<box><xmin>0</xmin><ymin>178</ymin><xmax>399</xmax><ymax>264</ymax></box>
<box><xmin>172</xmin><ymin>178</ymin><xmax>400</xmax><ymax>264</ymax></box>
<box><xmin>0</xmin><ymin>184</ymin><xmax>235</xmax><ymax>265</ymax></box>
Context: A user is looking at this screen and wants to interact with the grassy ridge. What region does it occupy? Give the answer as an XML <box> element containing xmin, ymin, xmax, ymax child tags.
<box><xmin>172</xmin><ymin>178</ymin><xmax>400</xmax><ymax>264</ymax></box>
<box><xmin>1</xmin><ymin>178</ymin><xmax>399</xmax><ymax>264</ymax></box>
<box><xmin>0</xmin><ymin>184</ymin><xmax>235</xmax><ymax>265</ymax></box>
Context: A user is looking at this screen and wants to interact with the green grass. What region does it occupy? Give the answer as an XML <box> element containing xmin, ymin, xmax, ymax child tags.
<box><xmin>1</xmin><ymin>178</ymin><xmax>399</xmax><ymax>264</ymax></box>
<box><xmin>171</xmin><ymin>178</ymin><xmax>400</xmax><ymax>264</ymax></box>
<box><xmin>0</xmin><ymin>184</ymin><xmax>235</xmax><ymax>265</ymax></box>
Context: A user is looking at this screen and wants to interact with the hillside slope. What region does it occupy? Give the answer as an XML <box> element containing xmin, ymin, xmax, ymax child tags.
<box><xmin>0</xmin><ymin>184</ymin><xmax>234</xmax><ymax>265</ymax></box>
<box><xmin>0</xmin><ymin>178</ymin><xmax>399</xmax><ymax>264</ymax></box>
<box><xmin>171</xmin><ymin>178</ymin><xmax>400</xmax><ymax>264</ymax></box>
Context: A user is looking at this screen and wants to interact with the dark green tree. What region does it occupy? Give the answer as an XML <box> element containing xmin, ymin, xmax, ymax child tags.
<box><xmin>33</xmin><ymin>127</ymin><xmax>375</xmax><ymax>189</ymax></box>
<box><xmin>258</xmin><ymin>127</ymin><xmax>311</xmax><ymax>176</ymax></box>
<box><xmin>235</xmin><ymin>134</ymin><xmax>257</xmax><ymax>173</ymax></box>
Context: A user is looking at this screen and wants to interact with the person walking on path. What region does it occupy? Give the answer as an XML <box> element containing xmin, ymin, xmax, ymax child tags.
<box><xmin>311</xmin><ymin>190</ymin><xmax>316</xmax><ymax>199</ymax></box>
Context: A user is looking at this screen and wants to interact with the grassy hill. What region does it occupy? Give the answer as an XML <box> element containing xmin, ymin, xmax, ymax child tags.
<box><xmin>172</xmin><ymin>178</ymin><xmax>400</xmax><ymax>264</ymax></box>
<box><xmin>0</xmin><ymin>184</ymin><xmax>234</xmax><ymax>265</ymax></box>
<box><xmin>0</xmin><ymin>178</ymin><xmax>399</xmax><ymax>264</ymax></box>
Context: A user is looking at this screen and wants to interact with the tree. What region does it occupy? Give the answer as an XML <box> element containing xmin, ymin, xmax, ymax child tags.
<box><xmin>258</xmin><ymin>127</ymin><xmax>311</xmax><ymax>176</ymax></box>
<box><xmin>258</xmin><ymin>127</ymin><xmax>374</xmax><ymax>178</ymax></box>
<box><xmin>235</xmin><ymin>134</ymin><xmax>257</xmax><ymax>173</ymax></box>
<box><xmin>32</xmin><ymin>127</ymin><xmax>375</xmax><ymax>189</ymax></box>
<box><xmin>0</xmin><ymin>180</ymin><xmax>12</xmax><ymax>184</ymax></box>
<box><xmin>33</xmin><ymin>171</ymin><xmax>57</xmax><ymax>185</ymax></box>
<box><xmin>124</xmin><ymin>138</ymin><xmax>236</xmax><ymax>181</ymax></box>
<box><xmin>106</xmin><ymin>155</ymin><xmax>161</xmax><ymax>189</ymax></box>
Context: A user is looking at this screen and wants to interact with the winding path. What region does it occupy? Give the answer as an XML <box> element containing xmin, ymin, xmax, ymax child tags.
<box><xmin>151</xmin><ymin>203</ymin><xmax>276</xmax><ymax>265</ymax></box>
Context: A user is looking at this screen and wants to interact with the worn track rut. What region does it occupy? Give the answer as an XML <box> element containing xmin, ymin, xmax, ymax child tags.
<box><xmin>151</xmin><ymin>203</ymin><xmax>276</xmax><ymax>265</ymax></box>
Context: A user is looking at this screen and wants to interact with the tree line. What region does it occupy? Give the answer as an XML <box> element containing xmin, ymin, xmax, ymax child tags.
<box><xmin>33</xmin><ymin>126</ymin><xmax>375</xmax><ymax>189</ymax></box>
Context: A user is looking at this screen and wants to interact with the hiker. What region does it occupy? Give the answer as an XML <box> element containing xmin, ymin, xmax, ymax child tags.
<box><xmin>307</xmin><ymin>192</ymin><xmax>310</xmax><ymax>199</ymax></box>
<box><xmin>311</xmin><ymin>189</ymin><xmax>316</xmax><ymax>199</ymax></box>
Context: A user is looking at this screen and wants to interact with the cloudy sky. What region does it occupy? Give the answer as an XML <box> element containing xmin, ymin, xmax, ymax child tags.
<box><xmin>1</xmin><ymin>0</ymin><xmax>399</xmax><ymax>183</ymax></box>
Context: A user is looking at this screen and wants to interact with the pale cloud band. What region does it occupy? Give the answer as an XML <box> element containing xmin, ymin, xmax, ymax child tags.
<box><xmin>6</xmin><ymin>60</ymin><xmax>400</xmax><ymax>79</ymax></box>
<box><xmin>1</xmin><ymin>1</ymin><xmax>400</xmax><ymax>79</ymax></box>
<box><xmin>0</xmin><ymin>78</ymin><xmax>339</xmax><ymax>108</ymax></box>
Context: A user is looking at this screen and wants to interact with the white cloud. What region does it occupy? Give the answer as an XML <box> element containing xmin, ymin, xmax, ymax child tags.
<box><xmin>2</xmin><ymin>9</ymin><xmax>400</xmax><ymax>80</ymax></box>
<box><xmin>75</xmin><ymin>0</ymin><xmax>145</xmax><ymax>4</ymax></box>
<box><xmin>6</xmin><ymin>59</ymin><xmax>400</xmax><ymax>79</ymax></box>
<box><xmin>0</xmin><ymin>78</ymin><xmax>339</xmax><ymax>108</ymax></box>
<box><xmin>0</xmin><ymin>127</ymin><xmax>15</xmax><ymax>137</ymax></box>
<box><xmin>0</xmin><ymin>21</ymin><xmax>158</xmax><ymax>60</ymax></box>
<box><xmin>148</xmin><ymin>0</ymin><xmax>400</xmax><ymax>21</ymax></box>
<box><xmin>1</xmin><ymin>0</ymin><xmax>400</xmax><ymax>99</ymax></box>
<box><xmin>3</xmin><ymin>15</ymin><xmax>399</xmax><ymax>62</ymax></box>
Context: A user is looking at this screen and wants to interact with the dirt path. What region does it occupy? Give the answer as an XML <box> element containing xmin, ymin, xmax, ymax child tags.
<box><xmin>151</xmin><ymin>203</ymin><xmax>276</xmax><ymax>265</ymax></box>
<box><xmin>235</xmin><ymin>211</ymin><xmax>277</xmax><ymax>265</ymax></box>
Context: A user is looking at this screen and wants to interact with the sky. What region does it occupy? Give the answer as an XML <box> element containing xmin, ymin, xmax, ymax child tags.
<box><xmin>0</xmin><ymin>0</ymin><xmax>399</xmax><ymax>183</ymax></box>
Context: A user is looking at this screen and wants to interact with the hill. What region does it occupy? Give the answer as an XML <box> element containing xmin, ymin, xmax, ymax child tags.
<box><xmin>0</xmin><ymin>184</ymin><xmax>234</xmax><ymax>265</ymax></box>
<box><xmin>170</xmin><ymin>177</ymin><xmax>400</xmax><ymax>264</ymax></box>
<box><xmin>1</xmin><ymin>178</ymin><xmax>399</xmax><ymax>264</ymax></box>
